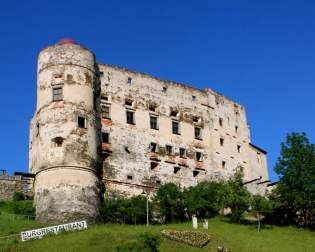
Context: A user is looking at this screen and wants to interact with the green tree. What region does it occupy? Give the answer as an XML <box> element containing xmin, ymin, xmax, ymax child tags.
<box><xmin>250</xmin><ymin>194</ymin><xmax>272</xmax><ymax>232</ymax></box>
<box><xmin>183</xmin><ymin>181</ymin><xmax>222</xmax><ymax>219</ymax></box>
<box><xmin>274</xmin><ymin>132</ymin><xmax>315</xmax><ymax>228</ymax></box>
<box><xmin>221</xmin><ymin>167</ymin><xmax>250</xmax><ymax>223</ymax></box>
<box><xmin>154</xmin><ymin>183</ymin><xmax>185</xmax><ymax>223</ymax></box>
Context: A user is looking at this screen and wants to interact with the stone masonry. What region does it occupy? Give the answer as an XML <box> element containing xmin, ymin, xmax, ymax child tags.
<box><xmin>0</xmin><ymin>171</ymin><xmax>25</xmax><ymax>201</ymax></box>
<box><xmin>29</xmin><ymin>39</ymin><xmax>269</xmax><ymax>223</ymax></box>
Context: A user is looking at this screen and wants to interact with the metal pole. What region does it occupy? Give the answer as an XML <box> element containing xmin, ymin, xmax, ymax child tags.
<box><xmin>146</xmin><ymin>193</ymin><xmax>149</xmax><ymax>227</ymax></box>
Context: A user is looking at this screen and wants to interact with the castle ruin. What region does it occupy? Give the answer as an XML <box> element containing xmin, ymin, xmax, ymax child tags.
<box><xmin>29</xmin><ymin>39</ymin><xmax>269</xmax><ymax>223</ymax></box>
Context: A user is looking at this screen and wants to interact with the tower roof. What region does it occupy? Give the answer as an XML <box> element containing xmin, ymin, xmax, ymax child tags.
<box><xmin>57</xmin><ymin>38</ymin><xmax>78</xmax><ymax>45</ymax></box>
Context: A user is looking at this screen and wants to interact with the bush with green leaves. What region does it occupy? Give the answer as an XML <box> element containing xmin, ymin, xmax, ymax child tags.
<box><xmin>183</xmin><ymin>181</ymin><xmax>223</xmax><ymax>219</ymax></box>
<box><xmin>101</xmin><ymin>195</ymin><xmax>150</xmax><ymax>224</ymax></box>
<box><xmin>154</xmin><ymin>183</ymin><xmax>185</xmax><ymax>223</ymax></box>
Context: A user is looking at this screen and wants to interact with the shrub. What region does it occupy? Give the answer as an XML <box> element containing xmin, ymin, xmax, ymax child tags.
<box><xmin>13</xmin><ymin>192</ymin><xmax>25</xmax><ymax>201</ymax></box>
<box><xmin>12</xmin><ymin>200</ymin><xmax>35</xmax><ymax>216</ymax></box>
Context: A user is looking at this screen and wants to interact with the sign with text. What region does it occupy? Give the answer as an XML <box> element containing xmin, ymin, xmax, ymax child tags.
<box><xmin>21</xmin><ymin>220</ymin><xmax>87</xmax><ymax>241</ymax></box>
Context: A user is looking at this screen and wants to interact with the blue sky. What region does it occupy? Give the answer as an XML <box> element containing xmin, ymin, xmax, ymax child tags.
<box><xmin>0</xmin><ymin>0</ymin><xmax>314</xmax><ymax>182</ymax></box>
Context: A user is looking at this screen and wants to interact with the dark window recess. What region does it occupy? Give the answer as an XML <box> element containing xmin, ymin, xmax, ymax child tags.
<box><xmin>127</xmin><ymin>77</ymin><xmax>132</xmax><ymax>84</ymax></box>
<box><xmin>150</xmin><ymin>116</ymin><xmax>158</xmax><ymax>129</ymax></box>
<box><xmin>222</xmin><ymin>161</ymin><xmax>226</xmax><ymax>169</ymax></box>
<box><xmin>170</xmin><ymin>110</ymin><xmax>178</xmax><ymax>117</ymax></box>
<box><xmin>166</xmin><ymin>145</ymin><xmax>173</xmax><ymax>155</ymax></box>
<box><xmin>172</xmin><ymin>121</ymin><xmax>180</xmax><ymax>134</ymax></box>
<box><xmin>193</xmin><ymin>170</ymin><xmax>200</xmax><ymax>177</ymax></box>
<box><xmin>127</xmin><ymin>175</ymin><xmax>133</xmax><ymax>180</ymax></box>
<box><xmin>220</xmin><ymin>138</ymin><xmax>224</xmax><ymax>146</ymax></box>
<box><xmin>237</xmin><ymin>145</ymin><xmax>241</xmax><ymax>153</ymax></box>
<box><xmin>149</xmin><ymin>104</ymin><xmax>157</xmax><ymax>112</ymax></box>
<box><xmin>219</xmin><ymin>118</ymin><xmax>223</xmax><ymax>127</ymax></box>
<box><xmin>235</xmin><ymin>125</ymin><xmax>238</xmax><ymax>133</ymax></box>
<box><xmin>102</xmin><ymin>106</ymin><xmax>110</xmax><ymax>119</ymax></box>
<box><xmin>162</xmin><ymin>87</ymin><xmax>167</xmax><ymax>93</ymax></box>
<box><xmin>195</xmin><ymin>127</ymin><xmax>202</xmax><ymax>140</ymax></box>
<box><xmin>78</xmin><ymin>116</ymin><xmax>86</xmax><ymax>128</ymax></box>
<box><xmin>179</xmin><ymin>148</ymin><xmax>186</xmax><ymax>158</ymax></box>
<box><xmin>102</xmin><ymin>132</ymin><xmax>109</xmax><ymax>143</ymax></box>
<box><xmin>156</xmin><ymin>180</ymin><xmax>161</xmax><ymax>184</ymax></box>
<box><xmin>151</xmin><ymin>162</ymin><xmax>159</xmax><ymax>170</ymax></box>
<box><xmin>52</xmin><ymin>137</ymin><xmax>63</xmax><ymax>147</ymax></box>
<box><xmin>192</xmin><ymin>95</ymin><xmax>196</xmax><ymax>101</ymax></box>
<box><xmin>125</xmin><ymin>99</ymin><xmax>133</xmax><ymax>106</ymax></box>
<box><xmin>36</xmin><ymin>122</ymin><xmax>40</xmax><ymax>136</ymax></box>
<box><xmin>174</xmin><ymin>167</ymin><xmax>181</xmax><ymax>175</ymax></box>
<box><xmin>150</xmin><ymin>142</ymin><xmax>158</xmax><ymax>152</ymax></box>
<box><xmin>126</xmin><ymin>110</ymin><xmax>135</xmax><ymax>124</ymax></box>
<box><xmin>101</xmin><ymin>96</ymin><xmax>108</xmax><ymax>101</ymax></box>
<box><xmin>52</xmin><ymin>87</ymin><xmax>63</xmax><ymax>101</ymax></box>
<box><xmin>196</xmin><ymin>152</ymin><xmax>203</xmax><ymax>161</ymax></box>
<box><xmin>193</xmin><ymin>116</ymin><xmax>199</xmax><ymax>123</ymax></box>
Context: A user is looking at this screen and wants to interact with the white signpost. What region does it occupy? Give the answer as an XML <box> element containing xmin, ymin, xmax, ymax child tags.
<box><xmin>21</xmin><ymin>220</ymin><xmax>88</xmax><ymax>241</ymax></box>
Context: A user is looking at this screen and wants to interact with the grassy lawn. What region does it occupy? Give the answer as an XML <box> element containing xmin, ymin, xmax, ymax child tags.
<box><xmin>0</xmin><ymin>215</ymin><xmax>314</xmax><ymax>252</ymax></box>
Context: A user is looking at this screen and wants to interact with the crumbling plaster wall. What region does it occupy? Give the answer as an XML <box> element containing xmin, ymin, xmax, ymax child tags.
<box><xmin>98</xmin><ymin>64</ymin><xmax>268</xmax><ymax>196</ymax></box>
<box><xmin>30</xmin><ymin>44</ymin><xmax>102</xmax><ymax>223</ymax></box>
<box><xmin>0</xmin><ymin>175</ymin><xmax>25</xmax><ymax>201</ymax></box>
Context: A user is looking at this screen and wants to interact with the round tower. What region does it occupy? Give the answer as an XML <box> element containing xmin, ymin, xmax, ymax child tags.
<box><xmin>29</xmin><ymin>39</ymin><xmax>102</xmax><ymax>223</ymax></box>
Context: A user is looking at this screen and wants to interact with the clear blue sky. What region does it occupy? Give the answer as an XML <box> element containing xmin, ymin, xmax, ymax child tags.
<box><xmin>0</xmin><ymin>0</ymin><xmax>314</xmax><ymax>182</ymax></box>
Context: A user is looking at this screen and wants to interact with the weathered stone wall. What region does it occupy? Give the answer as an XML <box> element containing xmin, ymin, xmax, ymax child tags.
<box><xmin>30</xmin><ymin>43</ymin><xmax>102</xmax><ymax>223</ymax></box>
<box><xmin>98</xmin><ymin>64</ymin><xmax>269</xmax><ymax>196</ymax></box>
<box><xmin>0</xmin><ymin>175</ymin><xmax>25</xmax><ymax>201</ymax></box>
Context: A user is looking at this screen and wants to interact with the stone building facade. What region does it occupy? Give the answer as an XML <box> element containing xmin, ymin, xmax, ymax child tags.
<box><xmin>0</xmin><ymin>171</ymin><xmax>25</xmax><ymax>201</ymax></box>
<box><xmin>29</xmin><ymin>39</ymin><xmax>268</xmax><ymax>223</ymax></box>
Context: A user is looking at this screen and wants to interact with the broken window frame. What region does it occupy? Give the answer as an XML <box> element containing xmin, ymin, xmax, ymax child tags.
<box><xmin>78</xmin><ymin>116</ymin><xmax>86</xmax><ymax>129</ymax></box>
<box><xmin>172</xmin><ymin>120</ymin><xmax>180</xmax><ymax>135</ymax></box>
<box><xmin>102</xmin><ymin>132</ymin><xmax>110</xmax><ymax>143</ymax></box>
<box><xmin>194</xmin><ymin>127</ymin><xmax>202</xmax><ymax>140</ymax></box>
<box><xmin>166</xmin><ymin>145</ymin><xmax>173</xmax><ymax>155</ymax></box>
<box><xmin>179</xmin><ymin>148</ymin><xmax>187</xmax><ymax>158</ymax></box>
<box><xmin>150</xmin><ymin>115</ymin><xmax>158</xmax><ymax>130</ymax></box>
<box><xmin>102</xmin><ymin>105</ymin><xmax>111</xmax><ymax>119</ymax></box>
<box><xmin>52</xmin><ymin>87</ymin><xmax>63</xmax><ymax>101</ymax></box>
<box><xmin>150</xmin><ymin>142</ymin><xmax>158</xmax><ymax>153</ymax></box>
<box><xmin>126</xmin><ymin>110</ymin><xmax>135</xmax><ymax>125</ymax></box>
<box><xmin>195</xmin><ymin>151</ymin><xmax>203</xmax><ymax>162</ymax></box>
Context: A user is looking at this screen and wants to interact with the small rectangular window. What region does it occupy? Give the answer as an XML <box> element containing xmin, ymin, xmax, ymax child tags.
<box><xmin>126</xmin><ymin>110</ymin><xmax>135</xmax><ymax>124</ymax></box>
<box><xmin>192</xmin><ymin>95</ymin><xmax>196</xmax><ymax>101</ymax></box>
<box><xmin>125</xmin><ymin>99</ymin><xmax>133</xmax><ymax>106</ymax></box>
<box><xmin>52</xmin><ymin>87</ymin><xmax>63</xmax><ymax>101</ymax></box>
<box><xmin>237</xmin><ymin>145</ymin><xmax>241</xmax><ymax>153</ymax></box>
<box><xmin>162</xmin><ymin>87</ymin><xmax>167</xmax><ymax>93</ymax></box>
<box><xmin>102</xmin><ymin>106</ymin><xmax>111</xmax><ymax>119</ymax></box>
<box><xmin>179</xmin><ymin>148</ymin><xmax>186</xmax><ymax>158</ymax></box>
<box><xmin>235</xmin><ymin>125</ymin><xmax>238</xmax><ymax>133</ymax></box>
<box><xmin>102</xmin><ymin>132</ymin><xmax>109</xmax><ymax>143</ymax></box>
<box><xmin>150</xmin><ymin>142</ymin><xmax>158</xmax><ymax>152</ymax></box>
<box><xmin>219</xmin><ymin>118</ymin><xmax>223</xmax><ymax>127</ymax></box>
<box><xmin>222</xmin><ymin>161</ymin><xmax>226</xmax><ymax>169</ymax></box>
<box><xmin>172</xmin><ymin>121</ymin><xmax>180</xmax><ymax>135</ymax></box>
<box><xmin>127</xmin><ymin>175</ymin><xmax>133</xmax><ymax>180</ymax></box>
<box><xmin>196</xmin><ymin>152</ymin><xmax>203</xmax><ymax>162</ymax></box>
<box><xmin>220</xmin><ymin>138</ymin><xmax>224</xmax><ymax>147</ymax></box>
<box><xmin>166</xmin><ymin>145</ymin><xmax>173</xmax><ymax>155</ymax></box>
<box><xmin>127</xmin><ymin>77</ymin><xmax>132</xmax><ymax>84</ymax></box>
<box><xmin>194</xmin><ymin>127</ymin><xmax>202</xmax><ymax>140</ymax></box>
<box><xmin>78</xmin><ymin>116</ymin><xmax>86</xmax><ymax>128</ymax></box>
<box><xmin>150</xmin><ymin>116</ymin><xmax>158</xmax><ymax>129</ymax></box>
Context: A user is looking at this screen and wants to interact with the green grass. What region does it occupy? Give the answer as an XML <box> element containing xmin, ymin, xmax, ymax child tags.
<box><xmin>0</xmin><ymin>217</ymin><xmax>314</xmax><ymax>252</ymax></box>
